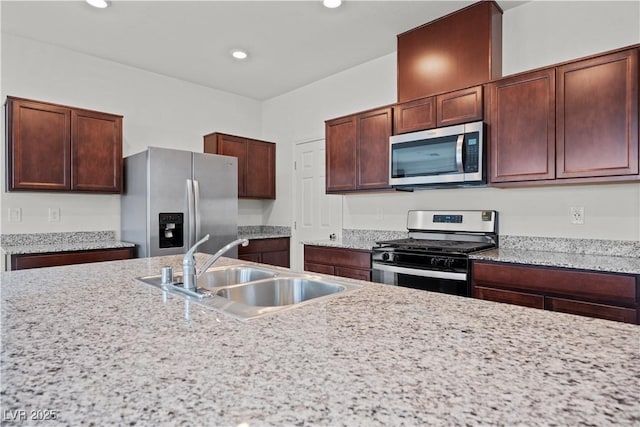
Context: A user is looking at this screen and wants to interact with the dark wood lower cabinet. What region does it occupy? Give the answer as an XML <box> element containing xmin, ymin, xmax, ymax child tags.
<box><xmin>473</xmin><ymin>286</ymin><xmax>544</xmax><ymax>309</ymax></box>
<box><xmin>11</xmin><ymin>247</ymin><xmax>135</xmax><ymax>270</ymax></box>
<box><xmin>472</xmin><ymin>260</ymin><xmax>639</xmax><ymax>324</ymax></box>
<box><xmin>545</xmin><ymin>296</ymin><xmax>637</xmax><ymax>324</ymax></box>
<box><xmin>304</xmin><ymin>245</ymin><xmax>371</xmax><ymax>281</ymax></box>
<box><xmin>238</xmin><ymin>237</ymin><xmax>290</xmax><ymax>268</ymax></box>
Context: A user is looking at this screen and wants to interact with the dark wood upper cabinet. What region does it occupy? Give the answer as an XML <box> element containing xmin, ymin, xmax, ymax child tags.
<box><xmin>246</xmin><ymin>139</ymin><xmax>276</xmax><ymax>199</ymax></box>
<box><xmin>6</xmin><ymin>97</ymin><xmax>122</xmax><ymax>193</ymax></box>
<box><xmin>436</xmin><ymin>85</ymin><xmax>484</xmax><ymax>127</ymax></box>
<box><xmin>73</xmin><ymin>109</ymin><xmax>122</xmax><ymax>192</ymax></box>
<box><xmin>488</xmin><ymin>46</ymin><xmax>639</xmax><ymax>186</ymax></box>
<box><xmin>397</xmin><ymin>1</ymin><xmax>502</xmax><ymax>102</ymax></box>
<box><xmin>204</xmin><ymin>132</ymin><xmax>276</xmax><ymax>199</ymax></box>
<box><xmin>393</xmin><ymin>96</ymin><xmax>436</xmax><ymax>134</ymax></box>
<box><xmin>326</xmin><ymin>107</ymin><xmax>392</xmax><ymax>193</ymax></box>
<box><xmin>556</xmin><ymin>49</ymin><xmax>639</xmax><ymax>179</ymax></box>
<box><xmin>357</xmin><ymin>107</ymin><xmax>392</xmax><ymax>190</ymax></box>
<box><xmin>487</xmin><ymin>68</ymin><xmax>556</xmax><ymax>183</ymax></box>
<box><xmin>325</xmin><ymin>115</ymin><xmax>357</xmax><ymax>192</ymax></box>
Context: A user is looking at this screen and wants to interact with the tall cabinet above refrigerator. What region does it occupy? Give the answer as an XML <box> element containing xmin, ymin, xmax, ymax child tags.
<box><xmin>121</xmin><ymin>147</ymin><xmax>238</xmax><ymax>258</ymax></box>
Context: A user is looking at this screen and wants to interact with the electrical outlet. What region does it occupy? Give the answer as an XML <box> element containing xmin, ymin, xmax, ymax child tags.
<box><xmin>569</xmin><ymin>206</ymin><xmax>585</xmax><ymax>225</ymax></box>
<box><xmin>8</xmin><ymin>208</ymin><xmax>22</xmax><ymax>223</ymax></box>
<box><xmin>48</xmin><ymin>207</ymin><xmax>60</xmax><ymax>222</ymax></box>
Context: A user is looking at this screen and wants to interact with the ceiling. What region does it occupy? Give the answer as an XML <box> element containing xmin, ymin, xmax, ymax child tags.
<box><xmin>1</xmin><ymin>1</ymin><xmax>527</xmax><ymax>101</ymax></box>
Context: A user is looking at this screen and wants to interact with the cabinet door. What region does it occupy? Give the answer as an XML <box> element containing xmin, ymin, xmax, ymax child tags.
<box><xmin>473</xmin><ymin>286</ymin><xmax>544</xmax><ymax>309</ymax></box>
<box><xmin>557</xmin><ymin>49</ymin><xmax>639</xmax><ymax>178</ymax></box>
<box><xmin>7</xmin><ymin>98</ymin><xmax>71</xmax><ymax>191</ymax></box>
<box><xmin>326</xmin><ymin>116</ymin><xmax>357</xmax><ymax>192</ymax></box>
<box><xmin>246</xmin><ymin>140</ymin><xmax>275</xmax><ymax>199</ymax></box>
<box><xmin>393</xmin><ymin>97</ymin><xmax>436</xmax><ymax>134</ymax></box>
<box><xmin>261</xmin><ymin>251</ymin><xmax>290</xmax><ymax>268</ymax></box>
<box><xmin>217</xmin><ymin>134</ymin><xmax>248</xmax><ymax>196</ymax></box>
<box><xmin>304</xmin><ymin>262</ymin><xmax>335</xmax><ymax>275</ymax></box>
<box><xmin>72</xmin><ymin>110</ymin><xmax>123</xmax><ymax>193</ymax></box>
<box><xmin>545</xmin><ymin>297</ymin><xmax>637</xmax><ymax>324</ymax></box>
<box><xmin>397</xmin><ymin>1</ymin><xmax>502</xmax><ymax>101</ymax></box>
<box><xmin>335</xmin><ymin>267</ymin><xmax>371</xmax><ymax>281</ymax></box>
<box><xmin>238</xmin><ymin>253</ymin><xmax>261</xmax><ymax>263</ymax></box>
<box><xmin>488</xmin><ymin>69</ymin><xmax>556</xmax><ymax>183</ymax></box>
<box><xmin>436</xmin><ymin>86</ymin><xmax>483</xmax><ymax>127</ymax></box>
<box><xmin>357</xmin><ymin>107</ymin><xmax>392</xmax><ymax>190</ymax></box>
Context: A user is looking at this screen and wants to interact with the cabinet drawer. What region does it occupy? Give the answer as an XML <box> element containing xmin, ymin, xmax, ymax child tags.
<box><xmin>11</xmin><ymin>248</ymin><xmax>135</xmax><ymax>270</ymax></box>
<box><xmin>304</xmin><ymin>246</ymin><xmax>371</xmax><ymax>269</ymax></box>
<box><xmin>239</xmin><ymin>237</ymin><xmax>289</xmax><ymax>254</ymax></box>
<box><xmin>473</xmin><ymin>286</ymin><xmax>544</xmax><ymax>309</ymax></box>
<box><xmin>545</xmin><ymin>297</ymin><xmax>637</xmax><ymax>324</ymax></box>
<box><xmin>473</xmin><ymin>262</ymin><xmax>637</xmax><ymax>304</ymax></box>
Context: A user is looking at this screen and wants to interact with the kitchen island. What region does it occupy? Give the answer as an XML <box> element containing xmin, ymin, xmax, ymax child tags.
<box><xmin>1</xmin><ymin>255</ymin><xmax>639</xmax><ymax>426</ymax></box>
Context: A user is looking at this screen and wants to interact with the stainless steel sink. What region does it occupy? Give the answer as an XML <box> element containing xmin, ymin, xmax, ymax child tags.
<box><xmin>213</xmin><ymin>278</ymin><xmax>345</xmax><ymax>307</ymax></box>
<box><xmin>199</xmin><ymin>265</ymin><xmax>276</xmax><ymax>287</ymax></box>
<box><xmin>136</xmin><ymin>265</ymin><xmax>276</xmax><ymax>289</ymax></box>
<box><xmin>135</xmin><ymin>264</ymin><xmax>364</xmax><ymax>321</ymax></box>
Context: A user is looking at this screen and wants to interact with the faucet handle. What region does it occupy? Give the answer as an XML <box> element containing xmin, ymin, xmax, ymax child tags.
<box><xmin>183</xmin><ymin>234</ymin><xmax>210</xmax><ymax>264</ymax></box>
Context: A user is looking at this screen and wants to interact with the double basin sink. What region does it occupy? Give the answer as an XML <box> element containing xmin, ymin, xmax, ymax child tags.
<box><xmin>136</xmin><ymin>264</ymin><xmax>363</xmax><ymax>320</ymax></box>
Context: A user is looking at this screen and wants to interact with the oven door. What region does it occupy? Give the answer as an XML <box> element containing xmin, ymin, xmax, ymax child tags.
<box><xmin>371</xmin><ymin>262</ymin><xmax>470</xmax><ymax>297</ymax></box>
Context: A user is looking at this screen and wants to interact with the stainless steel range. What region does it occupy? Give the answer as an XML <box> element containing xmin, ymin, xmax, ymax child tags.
<box><xmin>372</xmin><ymin>210</ymin><xmax>498</xmax><ymax>297</ymax></box>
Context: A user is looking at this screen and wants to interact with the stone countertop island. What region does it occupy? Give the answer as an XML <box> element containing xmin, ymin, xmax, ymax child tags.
<box><xmin>1</xmin><ymin>255</ymin><xmax>639</xmax><ymax>426</ymax></box>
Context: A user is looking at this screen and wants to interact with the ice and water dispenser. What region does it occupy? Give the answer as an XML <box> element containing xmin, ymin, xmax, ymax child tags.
<box><xmin>159</xmin><ymin>213</ymin><xmax>184</xmax><ymax>248</ymax></box>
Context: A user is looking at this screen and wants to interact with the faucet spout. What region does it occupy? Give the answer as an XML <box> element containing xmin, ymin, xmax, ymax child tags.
<box><xmin>197</xmin><ymin>238</ymin><xmax>249</xmax><ymax>277</ymax></box>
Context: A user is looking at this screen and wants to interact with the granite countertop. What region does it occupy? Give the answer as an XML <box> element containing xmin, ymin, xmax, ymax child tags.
<box><xmin>303</xmin><ymin>237</ymin><xmax>378</xmax><ymax>251</ymax></box>
<box><xmin>1</xmin><ymin>255</ymin><xmax>639</xmax><ymax>425</ymax></box>
<box><xmin>239</xmin><ymin>232</ymin><xmax>291</xmax><ymax>240</ymax></box>
<box><xmin>238</xmin><ymin>226</ymin><xmax>291</xmax><ymax>241</ymax></box>
<box><xmin>1</xmin><ymin>231</ymin><xmax>135</xmax><ymax>256</ymax></box>
<box><xmin>471</xmin><ymin>248</ymin><xmax>640</xmax><ymax>275</ymax></box>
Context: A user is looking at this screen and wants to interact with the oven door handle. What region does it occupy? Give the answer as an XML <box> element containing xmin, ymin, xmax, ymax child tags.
<box><xmin>372</xmin><ymin>262</ymin><xmax>467</xmax><ymax>281</ymax></box>
<box><xmin>455</xmin><ymin>134</ymin><xmax>465</xmax><ymax>173</ymax></box>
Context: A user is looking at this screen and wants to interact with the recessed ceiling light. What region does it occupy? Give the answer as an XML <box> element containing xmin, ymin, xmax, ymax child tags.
<box><xmin>323</xmin><ymin>0</ymin><xmax>342</xmax><ymax>8</ymax></box>
<box><xmin>86</xmin><ymin>0</ymin><xmax>109</xmax><ymax>8</ymax></box>
<box><xmin>231</xmin><ymin>50</ymin><xmax>248</xmax><ymax>60</ymax></box>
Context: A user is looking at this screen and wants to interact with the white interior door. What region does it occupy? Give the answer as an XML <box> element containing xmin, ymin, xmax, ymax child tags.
<box><xmin>292</xmin><ymin>139</ymin><xmax>342</xmax><ymax>272</ymax></box>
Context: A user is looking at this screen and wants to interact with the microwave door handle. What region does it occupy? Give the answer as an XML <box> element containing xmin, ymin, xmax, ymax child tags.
<box><xmin>455</xmin><ymin>134</ymin><xmax>464</xmax><ymax>173</ymax></box>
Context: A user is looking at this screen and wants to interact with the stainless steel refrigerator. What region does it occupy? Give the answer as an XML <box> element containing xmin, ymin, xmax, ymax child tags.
<box><xmin>121</xmin><ymin>147</ymin><xmax>238</xmax><ymax>258</ymax></box>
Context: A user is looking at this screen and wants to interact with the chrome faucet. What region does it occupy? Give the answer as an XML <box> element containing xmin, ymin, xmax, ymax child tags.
<box><xmin>181</xmin><ymin>234</ymin><xmax>249</xmax><ymax>291</ymax></box>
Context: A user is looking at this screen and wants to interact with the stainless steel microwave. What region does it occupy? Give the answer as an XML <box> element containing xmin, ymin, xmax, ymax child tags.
<box><xmin>389</xmin><ymin>121</ymin><xmax>485</xmax><ymax>188</ymax></box>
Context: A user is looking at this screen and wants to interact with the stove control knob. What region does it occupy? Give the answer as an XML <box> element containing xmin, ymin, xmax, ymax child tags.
<box><xmin>444</xmin><ymin>259</ymin><xmax>454</xmax><ymax>268</ymax></box>
<box><xmin>381</xmin><ymin>252</ymin><xmax>391</xmax><ymax>261</ymax></box>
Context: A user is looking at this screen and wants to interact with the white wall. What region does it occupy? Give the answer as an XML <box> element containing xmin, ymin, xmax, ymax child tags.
<box><xmin>3</xmin><ymin>1</ymin><xmax>640</xmax><ymax>241</ymax></box>
<box><xmin>1</xmin><ymin>34</ymin><xmax>263</xmax><ymax>236</ymax></box>
<box><xmin>262</xmin><ymin>0</ymin><xmax>640</xmax><ymax>241</ymax></box>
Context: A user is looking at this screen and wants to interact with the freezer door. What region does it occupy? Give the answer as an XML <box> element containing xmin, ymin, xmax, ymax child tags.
<box><xmin>148</xmin><ymin>147</ymin><xmax>193</xmax><ymax>257</ymax></box>
<box><xmin>192</xmin><ymin>153</ymin><xmax>239</xmax><ymax>257</ymax></box>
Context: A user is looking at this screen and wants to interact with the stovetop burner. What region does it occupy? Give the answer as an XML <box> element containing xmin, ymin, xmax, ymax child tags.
<box><xmin>376</xmin><ymin>238</ymin><xmax>494</xmax><ymax>254</ymax></box>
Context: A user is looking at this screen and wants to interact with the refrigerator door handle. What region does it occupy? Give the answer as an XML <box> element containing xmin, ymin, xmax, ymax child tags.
<box><xmin>193</xmin><ymin>179</ymin><xmax>201</xmax><ymax>240</ymax></box>
<box><xmin>186</xmin><ymin>179</ymin><xmax>196</xmax><ymax>248</ymax></box>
